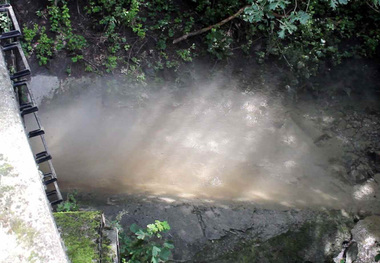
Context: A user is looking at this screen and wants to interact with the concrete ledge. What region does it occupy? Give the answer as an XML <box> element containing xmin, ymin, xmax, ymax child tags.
<box><xmin>0</xmin><ymin>52</ymin><xmax>68</xmax><ymax>262</ymax></box>
<box><xmin>54</xmin><ymin>211</ymin><xmax>119</xmax><ymax>263</ymax></box>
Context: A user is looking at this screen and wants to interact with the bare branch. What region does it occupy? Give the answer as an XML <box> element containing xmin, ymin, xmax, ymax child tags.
<box><xmin>173</xmin><ymin>5</ymin><xmax>250</xmax><ymax>44</ymax></box>
<box><xmin>367</xmin><ymin>1</ymin><xmax>380</xmax><ymax>13</ymax></box>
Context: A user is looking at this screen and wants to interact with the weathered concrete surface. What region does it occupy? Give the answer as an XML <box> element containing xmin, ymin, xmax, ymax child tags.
<box><xmin>84</xmin><ymin>194</ymin><xmax>354</xmax><ymax>262</ymax></box>
<box><xmin>0</xmin><ymin>52</ymin><xmax>68</xmax><ymax>262</ymax></box>
<box><xmin>351</xmin><ymin>215</ymin><xmax>380</xmax><ymax>263</ymax></box>
<box><xmin>29</xmin><ymin>75</ymin><xmax>60</xmax><ymax>106</ymax></box>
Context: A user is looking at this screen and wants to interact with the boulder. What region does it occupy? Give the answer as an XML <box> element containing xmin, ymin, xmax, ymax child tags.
<box><xmin>351</xmin><ymin>215</ymin><xmax>380</xmax><ymax>263</ymax></box>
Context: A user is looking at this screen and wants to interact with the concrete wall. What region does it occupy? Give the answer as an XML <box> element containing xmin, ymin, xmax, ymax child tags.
<box><xmin>0</xmin><ymin>52</ymin><xmax>68</xmax><ymax>262</ymax></box>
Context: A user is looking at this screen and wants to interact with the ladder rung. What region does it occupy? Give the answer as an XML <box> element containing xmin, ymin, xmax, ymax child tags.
<box><xmin>43</xmin><ymin>178</ymin><xmax>57</xmax><ymax>185</ymax></box>
<box><xmin>13</xmin><ymin>80</ymin><xmax>28</xmax><ymax>88</ymax></box>
<box><xmin>46</xmin><ymin>190</ymin><xmax>57</xmax><ymax>197</ymax></box>
<box><xmin>0</xmin><ymin>30</ymin><xmax>21</xmax><ymax>40</ymax></box>
<box><xmin>50</xmin><ymin>199</ymin><xmax>63</xmax><ymax>206</ymax></box>
<box><xmin>28</xmin><ymin>129</ymin><xmax>45</xmax><ymax>138</ymax></box>
<box><xmin>36</xmin><ymin>155</ymin><xmax>52</xmax><ymax>164</ymax></box>
<box><xmin>0</xmin><ymin>4</ymin><xmax>21</xmax><ymax>39</ymax></box>
<box><xmin>11</xmin><ymin>69</ymin><xmax>31</xmax><ymax>80</ymax></box>
<box><xmin>2</xmin><ymin>42</ymin><xmax>17</xmax><ymax>51</ymax></box>
<box><xmin>21</xmin><ymin>106</ymin><xmax>38</xmax><ymax>116</ymax></box>
<box><xmin>43</xmin><ymin>172</ymin><xmax>53</xmax><ymax>178</ymax></box>
<box><xmin>36</xmin><ymin>151</ymin><xmax>48</xmax><ymax>158</ymax></box>
<box><xmin>20</xmin><ymin>102</ymin><xmax>33</xmax><ymax>110</ymax></box>
<box><xmin>35</xmin><ymin>151</ymin><xmax>52</xmax><ymax>164</ymax></box>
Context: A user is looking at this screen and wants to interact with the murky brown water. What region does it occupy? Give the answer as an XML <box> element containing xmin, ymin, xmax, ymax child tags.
<box><xmin>32</xmin><ymin>76</ymin><xmax>357</xmax><ymax>209</ymax></box>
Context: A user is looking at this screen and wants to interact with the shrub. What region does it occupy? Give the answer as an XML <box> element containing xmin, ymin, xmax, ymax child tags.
<box><xmin>119</xmin><ymin>220</ymin><xmax>174</xmax><ymax>263</ymax></box>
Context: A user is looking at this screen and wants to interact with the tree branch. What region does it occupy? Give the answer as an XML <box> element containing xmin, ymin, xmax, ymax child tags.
<box><xmin>173</xmin><ymin>5</ymin><xmax>250</xmax><ymax>44</ymax></box>
<box><xmin>367</xmin><ymin>1</ymin><xmax>380</xmax><ymax>13</ymax></box>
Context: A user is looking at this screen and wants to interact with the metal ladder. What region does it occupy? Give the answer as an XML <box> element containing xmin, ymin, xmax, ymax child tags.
<box><xmin>0</xmin><ymin>3</ymin><xmax>63</xmax><ymax>207</ymax></box>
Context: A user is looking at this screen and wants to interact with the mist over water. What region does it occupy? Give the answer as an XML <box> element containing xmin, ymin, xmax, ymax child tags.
<box><xmin>37</xmin><ymin>76</ymin><xmax>354</xmax><ymax>208</ymax></box>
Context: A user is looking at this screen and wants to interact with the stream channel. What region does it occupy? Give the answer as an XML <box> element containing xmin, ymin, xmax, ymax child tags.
<box><xmin>27</xmin><ymin>61</ymin><xmax>380</xmax><ymax>262</ymax></box>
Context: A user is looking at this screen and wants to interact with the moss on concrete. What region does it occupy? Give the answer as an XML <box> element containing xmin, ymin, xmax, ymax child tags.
<box><xmin>205</xmin><ymin>212</ymin><xmax>353</xmax><ymax>263</ymax></box>
<box><xmin>0</xmin><ymin>156</ymin><xmax>16</xmax><ymax>184</ymax></box>
<box><xmin>54</xmin><ymin>211</ymin><xmax>115</xmax><ymax>263</ymax></box>
<box><xmin>54</xmin><ymin>211</ymin><xmax>102</xmax><ymax>263</ymax></box>
<box><xmin>222</xmin><ymin>223</ymin><xmax>323</xmax><ymax>262</ymax></box>
<box><xmin>0</xmin><ymin>162</ymin><xmax>14</xmax><ymax>176</ymax></box>
<box><xmin>100</xmin><ymin>233</ymin><xmax>113</xmax><ymax>263</ymax></box>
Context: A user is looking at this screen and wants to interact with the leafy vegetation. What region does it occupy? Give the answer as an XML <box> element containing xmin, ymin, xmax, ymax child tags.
<box><xmin>177</xmin><ymin>0</ymin><xmax>380</xmax><ymax>79</ymax></box>
<box><xmin>86</xmin><ymin>0</ymin><xmax>145</xmax><ymax>39</ymax></box>
<box><xmin>85</xmin><ymin>0</ymin><xmax>144</xmax><ymax>71</ymax></box>
<box><xmin>376</xmin><ymin>251</ymin><xmax>380</xmax><ymax>262</ymax></box>
<box><xmin>21</xmin><ymin>0</ymin><xmax>380</xmax><ymax>83</ymax></box>
<box><xmin>34</xmin><ymin>26</ymin><xmax>54</xmax><ymax>66</ymax></box>
<box><xmin>22</xmin><ymin>23</ymin><xmax>39</xmax><ymax>54</ymax></box>
<box><xmin>56</xmin><ymin>190</ymin><xmax>79</xmax><ymax>212</ymax></box>
<box><xmin>104</xmin><ymin>55</ymin><xmax>118</xmax><ymax>73</ymax></box>
<box><xmin>0</xmin><ymin>12</ymin><xmax>10</xmax><ymax>33</ymax></box>
<box><xmin>238</xmin><ymin>0</ymin><xmax>380</xmax><ymax>79</ymax></box>
<box><xmin>113</xmin><ymin>214</ymin><xmax>174</xmax><ymax>263</ymax></box>
<box><xmin>22</xmin><ymin>0</ymin><xmax>86</xmax><ymax>65</ymax></box>
<box><xmin>205</xmin><ymin>28</ymin><xmax>233</xmax><ymax>60</ymax></box>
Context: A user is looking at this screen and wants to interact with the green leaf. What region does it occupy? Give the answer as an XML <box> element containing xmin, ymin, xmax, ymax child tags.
<box><xmin>268</xmin><ymin>0</ymin><xmax>290</xmax><ymax>10</ymax></box>
<box><xmin>375</xmin><ymin>253</ymin><xmax>380</xmax><ymax>262</ymax></box>
<box><xmin>164</xmin><ymin>241</ymin><xmax>175</xmax><ymax>249</ymax></box>
<box><xmin>330</xmin><ymin>0</ymin><xmax>338</xmax><ymax>9</ymax></box>
<box><xmin>130</xmin><ymin>223</ymin><xmax>141</xmax><ymax>234</ymax></box>
<box><xmin>279</xmin><ymin>19</ymin><xmax>297</xmax><ymax>36</ymax></box>
<box><xmin>147</xmin><ymin>223</ymin><xmax>159</xmax><ymax>234</ymax></box>
<box><xmin>155</xmin><ymin>221</ymin><xmax>164</xmax><ymax>232</ymax></box>
<box><xmin>160</xmin><ymin>221</ymin><xmax>171</xmax><ymax>231</ymax></box>
<box><xmin>329</xmin><ymin>0</ymin><xmax>348</xmax><ymax>8</ymax></box>
<box><xmin>152</xmin><ymin>246</ymin><xmax>161</xmax><ymax>257</ymax></box>
<box><xmin>244</xmin><ymin>4</ymin><xmax>264</xmax><ymax>23</ymax></box>
<box><xmin>269</xmin><ymin>2</ymin><xmax>279</xmax><ymax>10</ymax></box>
<box><xmin>135</xmin><ymin>229</ymin><xmax>146</xmax><ymax>240</ymax></box>
<box><xmin>297</xmin><ymin>11</ymin><xmax>310</xmax><ymax>25</ymax></box>
<box><xmin>278</xmin><ymin>29</ymin><xmax>285</xmax><ymax>39</ymax></box>
<box><xmin>159</xmin><ymin>247</ymin><xmax>172</xmax><ymax>261</ymax></box>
